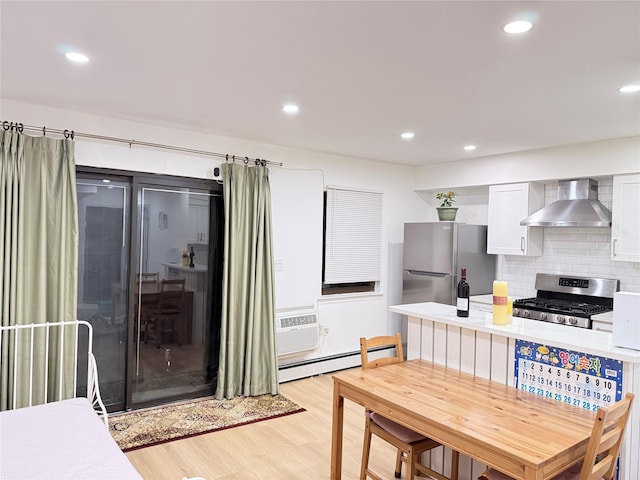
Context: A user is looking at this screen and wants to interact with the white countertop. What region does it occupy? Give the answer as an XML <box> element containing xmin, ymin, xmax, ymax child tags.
<box><xmin>162</xmin><ymin>262</ymin><xmax>207</xmax><ymax>273</ymax></box>
<box><xmin>591</xmin><ymin>311</ymin><xmax>614</xmax><ymax>323</ymax></box>
<box><xmin>389</xmin><ymin>302</ymin><xmax>640</xmax><ymax>363</ymax></box>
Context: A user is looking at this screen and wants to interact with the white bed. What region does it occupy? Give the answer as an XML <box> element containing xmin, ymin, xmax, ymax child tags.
<box><xmin>0</xmin><ymin>321</ymin><xmax>142</xmax><ymax>480</ymax></box>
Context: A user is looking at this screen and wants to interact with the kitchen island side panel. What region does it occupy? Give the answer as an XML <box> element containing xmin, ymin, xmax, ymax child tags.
<box><xmin>399</xmin><ymin>303</ymin><xmax>639</xmax><ymax>480</ymax></box>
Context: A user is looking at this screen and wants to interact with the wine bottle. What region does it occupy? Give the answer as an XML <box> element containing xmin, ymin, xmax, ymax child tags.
<box><xmin>456</xmin><ymin>268</ymin><xmax>470</xmax><ymax>317</ymax></box>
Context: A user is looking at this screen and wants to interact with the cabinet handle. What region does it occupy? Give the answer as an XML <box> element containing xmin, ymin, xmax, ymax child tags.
<box><xmin>520</xmin><ymin>236</ymin><xmax>525</xmax><ymax>252</ymax></box>
<box><xmin>612</xmin><ymin>238</ymin><xmax>618</xmax><ymax>257</ymax></box>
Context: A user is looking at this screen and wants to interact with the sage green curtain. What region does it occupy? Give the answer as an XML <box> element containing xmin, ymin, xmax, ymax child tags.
<box><xmin>216</xmin><ymin>162</ymin><xmax>278</xmax><ymax>399</ymax></box>
<box><xmin>0</xmin><ymin>131</ymin><xmax>78</xmax><ymax>409</ymax></box>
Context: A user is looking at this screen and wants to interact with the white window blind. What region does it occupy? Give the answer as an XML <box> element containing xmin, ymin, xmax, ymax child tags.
<box><xmin>324</xmin><ymin>187</ymin><xmax>382</xmax><ymax>284</ymax></box>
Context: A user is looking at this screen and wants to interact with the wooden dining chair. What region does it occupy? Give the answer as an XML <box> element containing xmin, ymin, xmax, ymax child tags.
<box><xmin>359</xmin><ymin>333</ymin><xmax>459</xmax><ymax>480</ymax></box>
<box><xmin>146</xmin><ymin>279</ymin><xmax>186</xmax><ymax>347</ymax></box>
<box><xmin>479</xmin><ymin>392</ymin><xmax>635</xmax><ymax>480</ymax></box>
<box><xmin>136</xmin><ymin>272</ymin><xmax>159</xmax><ymax>284</ymax></box>
<box><xmin>136</xmin><ymin>272</ymin><xmax>160</xmax><ymax>338</ymax></box>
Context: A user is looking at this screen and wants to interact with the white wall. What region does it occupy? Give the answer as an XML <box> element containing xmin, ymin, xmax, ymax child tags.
<box><xmin>2</xmin><ymin>98</ymin><xmax>430</xmax><ymax>375</ymax></box>
<box><xmin>269</xmin><ymin>167</ymin><xmax>323</xmax><ymax>311</ymax></box>
<box><xmin>412</xmin><ymin>135</ymin><xmax>640</xmax><ymax>191</ymax></box>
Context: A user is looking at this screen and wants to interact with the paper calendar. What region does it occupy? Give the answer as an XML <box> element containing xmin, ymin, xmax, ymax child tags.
<box><xmin>514</xmin><ymin>339</ymin><xmax>623</xmax><ymax>411</ymax></box>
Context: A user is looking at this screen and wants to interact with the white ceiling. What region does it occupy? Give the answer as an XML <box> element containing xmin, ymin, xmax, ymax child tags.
<box><xmin>1</xmin><ymin>1</ymin><xmax>639</xmax><ymax>166</ymax></box>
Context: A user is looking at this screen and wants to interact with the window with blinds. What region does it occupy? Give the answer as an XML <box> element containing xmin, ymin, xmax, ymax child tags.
<box><xmin>323</xmin><ymin>187</ymin><xmax>382</xmax><ymax>292</ymax></box>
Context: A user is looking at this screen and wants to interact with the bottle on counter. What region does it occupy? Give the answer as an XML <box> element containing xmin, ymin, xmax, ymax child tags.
<box><xmin>182</xmin><ymin>250</ymin><xmax>189</xmax><ymax>266</ymax></box>
<box><xmin>189</xmin><ymin>246</ymin><xmax>195</xmax><ymax>268</ymax></box>
<box><xmin>493</xmin><ymin>280</ymin><xmax>509</xmax><ymax>325</ymax></box>
<box><xmin>456</xmin><ymin>268</ymin><xmax>470</xmax><ymax>317</ymax></box>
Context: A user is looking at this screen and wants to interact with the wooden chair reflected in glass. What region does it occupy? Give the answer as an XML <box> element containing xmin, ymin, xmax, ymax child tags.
<box><xmin>143</xmin><ymin>279</ymin><xmax>186</xmax><ymax>348</ymax></box>
<box><xmin>135</xmin><ymin>272</ymin><xmax>159</xmax><ymax>342</ymax></box>
<box><xmin>136</xmin><ymin>272</ymin><xmax>159</xmax><ymax>284</ymax></box>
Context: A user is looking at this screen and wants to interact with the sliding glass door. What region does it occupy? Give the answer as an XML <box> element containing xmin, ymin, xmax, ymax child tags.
<box><xmin>76</xmin><ymin>176</ymin><xmax>131</xmax><ymax>411</ymax></box>
<box><xmin>77</xmin><ymin>169</ymin><xmax>223</xmax><ymax>412</ymax></box>
<box><xmin>131</xmin><ymin>183</ymin><xmax>223</xmax><ymax>407</ymax></box>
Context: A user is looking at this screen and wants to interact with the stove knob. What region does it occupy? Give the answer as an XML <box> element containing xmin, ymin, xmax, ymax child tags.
<box><xmin>539</xmin><ymin>312</ymin><xmax>547</xmax><ymax>321</ymax></box>
<box><xmin>557</xmin><ymin>315</ymin><xmax>566</xmax><ymax>324</ymax></box>
<box><xmin>568</xmin><ymin>317</ymin><xmax>577</xmax><ymax>325</ymax></box>
<box><xmin>513</xmin><ymin>308</ymin><xmax>520</xmax><ymax>316</ymax></box>
<box><xmin>522</xmin><ymin>310</ymin><xmax>530</xmax><ymax>318</ymax></box>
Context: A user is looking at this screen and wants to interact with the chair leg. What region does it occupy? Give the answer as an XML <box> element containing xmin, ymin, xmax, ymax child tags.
<box><xmin>172</xmin><ymin>317</ymin><xmax>181</xmax><ymax>346</ymax></box>
<box><xmin>394</xmin><ymin>449</ymin><xmax>404</xmax><ymax>478</ymax></box>
<box><xmin>405</xmin><ymin>445</ymin><xmax>415</xmax><ymax>480</ymax></box>
<box><xmin>450</xmin><ymin>450</ymin><xmax>460</xmax><ymax>480</ymax></box>
<box><xmin>360</xmin><ymin>418</ymin><xmax>373</xmax><ymax>480</ymax></box>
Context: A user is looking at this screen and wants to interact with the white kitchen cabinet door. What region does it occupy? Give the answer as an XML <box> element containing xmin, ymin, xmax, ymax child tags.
<box><xmin>487</xmin><ymin>183</ymin><xmax>544</xmax><ymax>256</ymax></box>
<box><xmin>612</xmin><ymin>174</ymin><xmax>640</xmax><ymax>262</ymax></box>
<box><xmin>187</xmin><ymin>204</ymin><xmax>208</xmax><ymax>243</ymax></box>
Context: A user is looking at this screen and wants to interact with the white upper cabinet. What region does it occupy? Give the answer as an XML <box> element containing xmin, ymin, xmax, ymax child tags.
<box><xmin>487</xmin><ymin>183</ymin><xmax>544</xmax><ymax>256</ymax></box>
<box><xmin>612</xmin><ymin>174</ymin><xmax>640</xmax><ymax>262</ymax></box>
<box><xmin>187</xmin><ymin>195</ymin><xmax>209</xmax><ymax>244</ymax></box>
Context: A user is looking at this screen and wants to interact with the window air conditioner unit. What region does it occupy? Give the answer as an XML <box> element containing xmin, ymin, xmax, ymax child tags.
<box><xmin>275</xmin><ymin>310</ymin><xmax>319</xmax><ymax>357</ymax></box>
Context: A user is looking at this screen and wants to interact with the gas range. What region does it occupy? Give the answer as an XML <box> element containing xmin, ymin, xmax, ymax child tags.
<box><xmin>512</xmin><ymin>273</ymin><xmax>619</xmax><ymax>329</ymax></box>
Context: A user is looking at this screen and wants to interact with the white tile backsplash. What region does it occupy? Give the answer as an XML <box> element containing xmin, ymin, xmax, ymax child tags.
<box><xmin>500</xmin><ymin>179</ymin><xmax>640</xmax><ymax>298</ymax></box>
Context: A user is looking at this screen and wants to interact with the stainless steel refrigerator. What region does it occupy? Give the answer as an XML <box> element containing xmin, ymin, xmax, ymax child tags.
<box><xmin>402</xmin><ymin>222</ymin><xmax>496</xmax><ymax>305</ymax></box>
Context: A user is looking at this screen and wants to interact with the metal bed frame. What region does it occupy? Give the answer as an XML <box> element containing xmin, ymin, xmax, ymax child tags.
<box><xmin>0</xmin><ymin>320</ymin><xmax>109</xmax><ymax>427</ymax></box>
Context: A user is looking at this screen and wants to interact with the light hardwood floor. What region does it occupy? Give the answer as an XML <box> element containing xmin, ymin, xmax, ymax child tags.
<box><xmin>126</xmin><ymin>369</ymin><xmax>401</xmax><ymax>480</ymax></box>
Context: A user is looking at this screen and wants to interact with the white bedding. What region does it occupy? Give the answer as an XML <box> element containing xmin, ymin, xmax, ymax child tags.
<box><xmin>0</xmin><ymin>397</ymin><xmax>142</xmax><ymax>480</ymax></box>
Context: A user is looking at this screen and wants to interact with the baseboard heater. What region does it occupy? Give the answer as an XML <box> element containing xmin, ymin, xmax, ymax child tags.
<box><xmin>278</xmin><ymin>349</ymin><xmax>361</xmax><ymax>370</ymax></box>
<box><xmin>278</xmin><ymin>344</ymin><xmax>395</xmax><ymax>370</ymax></box>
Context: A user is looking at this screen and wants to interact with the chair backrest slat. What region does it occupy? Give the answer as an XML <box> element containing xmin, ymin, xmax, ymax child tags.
<box><xmin>137</xmin><ymin>272</ymin><xmax>159</xmax><ymax>284</ymax></box>
<box><xmin>359</xmin><ymin>333</ymin><xmax>403</xmax><ymax>369</ymax></box>
<box><xmin>161</xmin><ymin>279</ymin><xmax>185</xmax><ymax>291</ymax></box>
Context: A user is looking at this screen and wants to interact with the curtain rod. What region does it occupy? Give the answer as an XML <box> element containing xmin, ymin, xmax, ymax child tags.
<box><xmin>1</xmin><ymin>120</ymin><xmax>283</xmax><ymax>167</ymax></box>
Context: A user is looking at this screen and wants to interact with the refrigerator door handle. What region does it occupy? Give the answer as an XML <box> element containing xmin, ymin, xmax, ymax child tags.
<box><xmin>406</xmin><ymin>270</ymin><xmax>451</xmax><ymax>278</ymax></box>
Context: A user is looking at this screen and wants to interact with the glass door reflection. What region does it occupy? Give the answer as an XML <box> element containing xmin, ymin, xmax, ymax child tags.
<box><xmin>76</xmin><ymin>177</ymin><xmax>130</xmax><ymax>411</ymax></box>
<box><xmin>132</xmin><ymin>186</ymin><xmax>217</xmax><ymax>406</ymax></box>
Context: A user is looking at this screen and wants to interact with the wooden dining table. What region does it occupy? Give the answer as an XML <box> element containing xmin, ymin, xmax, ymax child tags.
<box><xmin>331</xmin><ymin>359</ymin><xmax>596</xmax><ymax>480</ymax></box>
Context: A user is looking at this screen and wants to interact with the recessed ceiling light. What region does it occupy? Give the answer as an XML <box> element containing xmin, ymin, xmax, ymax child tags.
<box><xmin>618</xmin><ymin>85</ymin><xmax>640</xmax><ymax>93</ymax></box>
<box><xmin>401</xmin><ymin>132</ymin><xmax>415</xmax><ymax>140</ymax></box>
<box><xmin>282</xmin><ymin>104</ymin><xmax>299</xmax><ymax>114</ymax></box>
<box><xmin>65</xmin><ymin>51</ymin><xmax>89</xmax><ymax>63</ymax></box>
<box><xmin>464</xmin><ymin>145</ymin><xmax>477</xmax><ymax>151</ymax></box>
<box><xmin>102</xmin><ymin>179</ymin><xmax>111</xmax><ymax>183</ymax></box>
<box><xmin>503</xmin><ymin>20</ymin><xmax>533</xmax><ymax>34</ymax></box>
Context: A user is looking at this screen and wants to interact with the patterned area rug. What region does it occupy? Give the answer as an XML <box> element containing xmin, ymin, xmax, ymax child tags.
<box><xmin>109</xmin><ymin>393</ymin><xmax>305</xmax><ymax>451</ymax></box>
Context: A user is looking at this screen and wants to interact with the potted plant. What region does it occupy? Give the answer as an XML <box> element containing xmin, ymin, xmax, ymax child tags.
<box><xmin>435</xmin><ymin>191</ymin><xmax>458</xmax><ymax>221</ymax></box>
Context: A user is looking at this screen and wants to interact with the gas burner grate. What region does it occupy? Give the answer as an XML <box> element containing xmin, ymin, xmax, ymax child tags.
<box><xmin>514</xmin><ymin>274</ymin><xmax>619</xmax><ymax>328</ymax></box>
<box><xmin>513</xmin><ymin>298</ymin><xmax>611</xmax><ymax>316</ymax></box>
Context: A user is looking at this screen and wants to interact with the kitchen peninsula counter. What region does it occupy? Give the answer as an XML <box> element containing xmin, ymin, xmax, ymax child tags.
<box><xmin>389</xmin><ymin>302</ymin><xmax>640</xmax><ymax>363</ymax></box>
<box><xmin>390</xmin><ymin>301</ymin><xmax>640</xmax><ymax>480</ymax></box>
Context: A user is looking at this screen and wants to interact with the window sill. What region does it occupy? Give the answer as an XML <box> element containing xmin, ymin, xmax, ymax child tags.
<box><xmin>318</xmin><ymin>291</ymin><xmax>384</xmax><ymax>303</ymax></box>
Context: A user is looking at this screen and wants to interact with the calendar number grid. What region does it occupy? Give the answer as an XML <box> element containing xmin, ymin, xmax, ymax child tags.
<box><xmin>514</xmin><ymin>339</ymin><xmax>623</xmax><ymax>412</ymax></box>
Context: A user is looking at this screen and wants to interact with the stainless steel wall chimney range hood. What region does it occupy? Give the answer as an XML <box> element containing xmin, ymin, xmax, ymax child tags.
<box><xmin>520</xmin><ymin>178</ymin><xmax>612</xmax><ymax>227</ymax></box>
